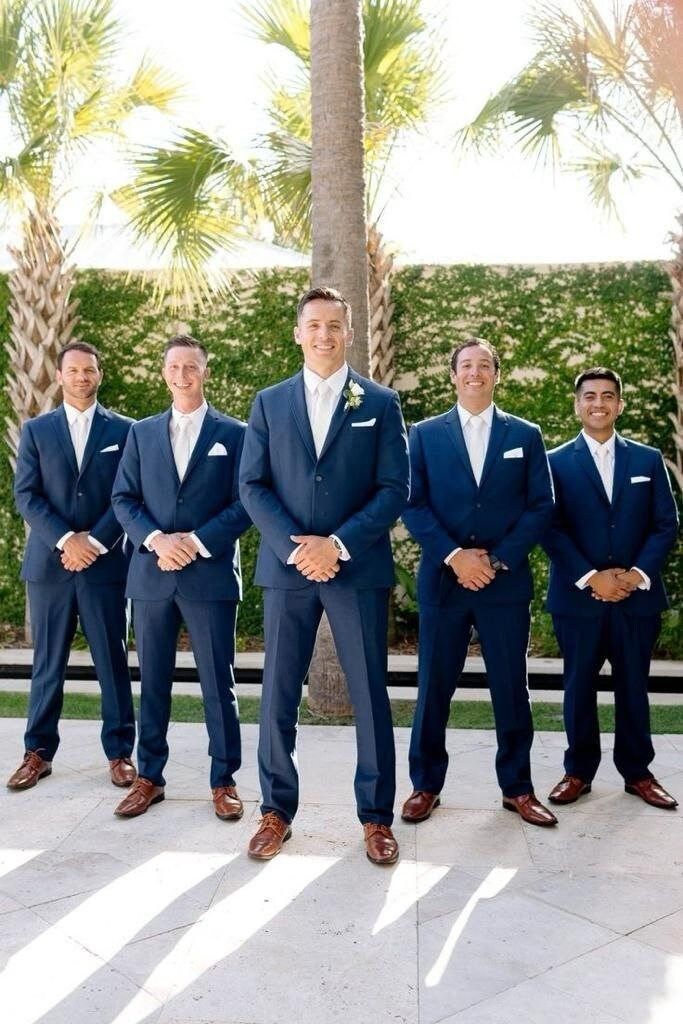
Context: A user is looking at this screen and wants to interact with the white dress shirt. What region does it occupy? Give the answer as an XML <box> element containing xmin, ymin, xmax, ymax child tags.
<box><xmin>287</xmin><ymin>363</ymin><xmax>351</xmax><ymax>564</ymax></box>
<box><xmin>444</xmin><ymin>404</ymin><xmax>495</xmax><ymax>565</ymax></box>
<box><xmin>144</xmin><ymin>402</ymin><xmax>211</xmax><ymax>558</ymax></box>
<box><xmin>575</xmin><ymin>429</ymin><xmax>649</xmax><ymax>591</ymax></box>
<box><xmin>56</xmin><ymin>402</ymin><xmax>108</xmax><ymax>555</ymax></box>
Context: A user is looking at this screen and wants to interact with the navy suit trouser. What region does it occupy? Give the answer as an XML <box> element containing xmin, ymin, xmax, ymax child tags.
<box><xmin>410</xmin><ymin>601</ymin><xmax>534</xmax><ymax>797</ymax></box>
<box><xmin>134</xmin><ymin>596</ymin><xmax>241</xmax><ymax>788</ymax></box>
<box><xmin>25</xmin><ymin>578</ymin><xmax>135</xmax><ymax>761</ymax></box>
<box><xmin>553</xmin><ymin>607</ymin><xmax>659</xmax><ymax>784</ymax></box>
<box><xmin>259</xmin><ymin>585</ymin><xmax>395</xmax><ymax>825</ymax></box>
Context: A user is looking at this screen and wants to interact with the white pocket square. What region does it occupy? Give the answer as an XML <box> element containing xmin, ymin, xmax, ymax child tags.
<box><xmin>631</xmin><ymin>475</ymin><xmax>650</xmax><ymax>483</ymax></box>
<box><xmin>208</xmin><ymin>441</ymin><xmax>228</xmax><ymax>456</ymax></box>
<box><xmin>99</xmin><ymin>443</ymin><xmax>119</xmax><ymax>453</ymax></box>
<box><xmin>503</xmin><ymin>447</ymin><xmax>523</xmax><ymax>459</ymax></box>
<box><xmin>351</xmin><ymin>418</ymin><xmax>376</xmax><ymax>428</ymax></box>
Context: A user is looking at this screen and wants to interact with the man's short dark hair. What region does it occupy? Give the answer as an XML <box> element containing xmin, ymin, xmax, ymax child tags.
<box><xmin>57</xmin><ymin>341</ymin><xmax>102</xmax><ymax>370</ymax></box>
<box><xmin>450</xmin><ymin>337</ymin><xmax>500</xmax><ymax>374</ymax></box>
<box><xmin>296</xmin><ymin>286</ymin><xmax>352</xmax><ymax>325</ymax></box>
<box><xmin>574</xmin><ymin>367</ymin><xmax>622</xmax><ymax>396</ymax></box>
<box><xmin>163</xmin><ymin>334</ymin><xmax>208</xmax><ymax>362</ymax></box>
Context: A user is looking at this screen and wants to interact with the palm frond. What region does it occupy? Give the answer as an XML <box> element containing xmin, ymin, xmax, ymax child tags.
<box><xmin>241</xmin><ymin>0</ymin><xmax>310</xmax><ymax>64</ymax></box>
<box><xmin>114</xmin><ymin>129</ymin><xmax>258</xmax><ymax>303</ymax></box>
<box><xmin>566</xmin><ymin>141</ymin><xmax>648</xmax><ymax>216</ymax></box>
<box><xmin>0</xmin><ymin>0</ymin><xmax>28</xmax><ymax>91</ymax></box>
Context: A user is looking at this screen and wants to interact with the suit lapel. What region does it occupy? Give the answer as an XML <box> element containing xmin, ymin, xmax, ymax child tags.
<box><xmin>290</xmin><ymin>373</ymin><xmax>317</xmax><ymax>463</ymax></box>
<box><xmin>573</xmin><ymin>434</ymin><xmax>610</xmax><ymax>505</ymax></box>
<box><xmin>611</xmin><ymin>433</ymin><xmax>630</xmax><ymax>506</ymax></box>
<box><xmin>444</xmin><ymin>407</ymin><xmax>475</xmax><ymax>482</ymax></box>
<box><xmin>319</xmin><ymin>372</ymin><xmax>354</xmax><ymax>460</ymax></box>
<box><xmin>52</xmin><ymin>405</ymin><xmax>79</xmax><ymax>476</ymax></box>
<box><xmin>78</xmin><ymin>404</ymin><xmax>108</xmax><ymax>477</ymax></box>
<box><xmin>156</xmin><ymin>409</ymin><xmax>179</xmax><ymax>482</ymax></box>
<box><xmin>182</xmin><ymin>406</ymin><xmax>220</xmax><ymax>483</ymax></box>
<box><xmin>479</xmin><ymin>406</ymin><xmax>508</xmax><ymax>487</ymax></box>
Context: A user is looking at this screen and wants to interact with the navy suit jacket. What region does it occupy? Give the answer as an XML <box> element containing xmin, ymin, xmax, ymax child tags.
<box><xmin>14</xmin><ymin>403</ymin><xmax>132</xmax><ymax>585</ymax></box>
<box><xmin>403</xmin><ymin>405</ymin><xmax>554</xmax><ymax>606</ymax></box>
<box><xmin>112</xmin><ymin>405</ymin><xmax>251</xmax><ymax>602</ymax></box>
<box><xmin>239</xmin><ymin>369</ymin><xmax>410</xmax><ymax>590</ymax></box>
<box><xmin>544</xmin><ymin>433</ymin><xmax>678</xmax><ymax>617</ymax></box>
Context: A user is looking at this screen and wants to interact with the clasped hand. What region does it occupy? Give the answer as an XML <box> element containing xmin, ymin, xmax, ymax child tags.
<box><xmin>291</xmin><ymin>534</ymin><xmax>340</xmax><ymax>583</ymax></box>
<box><xmin>447</xmin><ymin>548</ymin><xmax>496</xmax><ymax>591</ymax></box>
<box><xmin>589</xmin><ymin>568</ymin><xmax>640</xmax><ymax>602</ymax></box>
<box><xmin>151</xmin><ymin>532</ymin><xmax>199</xmax><ymax>571</ymax></box>
<box><xmin>60</xmin><ymin>531</ymin><xmax>100</xmax><ymax>572</ymax></box>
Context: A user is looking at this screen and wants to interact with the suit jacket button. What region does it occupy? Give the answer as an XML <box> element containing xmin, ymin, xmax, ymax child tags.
<box><xmin>178</xmin><ymin>497</ymin><xmax>184</xmax><ymax>504</ymax></box>
<box><xmin>475</xmin><ymin>502</ymin><xmax>481</xmax><ymax>508</ymax></box>
<box><xmin>77</xmin><ymin>491</ymin><xmax>83</xmax><ymax>497</ymax></box>
<box><xmin>315</xmin><ymin>475</ymin><xmax>322</xmax><ymax>482</ymax></box>
<box><xmin>469</xmin><ymin>534</ymin><xmax>476</xmax><ymax>541</ymax></box>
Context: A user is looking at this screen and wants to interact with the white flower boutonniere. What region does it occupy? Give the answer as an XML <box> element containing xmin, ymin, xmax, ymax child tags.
<box><xmin>343</xmin><ymin>379</ymin><xmax>365</xmax><ymax>411</ymax></box>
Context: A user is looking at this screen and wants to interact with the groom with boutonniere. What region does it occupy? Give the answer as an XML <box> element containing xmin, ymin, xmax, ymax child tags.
<box><xmin>239</xmin><ymin>286</ymin><xmax>410</xmax><ymax>865</ymax></box>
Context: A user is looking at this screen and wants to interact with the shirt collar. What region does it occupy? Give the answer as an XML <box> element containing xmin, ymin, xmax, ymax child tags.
<box><xmin>303</xmin><ymin>362</ymin><xmax>349</xmax><ymax>397</ymax></box>
<box><xmin>63</xmin><ymin>401</ymin><xmax>97</xmax><ymax>427</ymax></box>
<box><xmin>582</xmin><ymin>429</ymin><xmax>616</xmax><ymax>458</ymax></box>
<box><xmin>171</xmin><ymin>401</ymin><xmax>208</xmax><ymax>428</ymax></box>
<box><xmin>456</xmin><ymin>403</ymin><xmax>494</xmax><ymax>430</ymax></box>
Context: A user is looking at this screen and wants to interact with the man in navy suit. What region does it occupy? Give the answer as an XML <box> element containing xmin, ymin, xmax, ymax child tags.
<box><xmin>401</xmin><ymin>338</ymin><xmax>557</xmax><ymax>827</ymax></box>
<box><xmin>544</xmin><ymin>367</ymin><xmax>678</xmax><ymax>810</ymax></box>
<box><xmin>239</xmin><ymin>287</ymin><xmax>410</xmax><ymax>864</ymax></box>
<box><xmin>111</xmin><ymin>335</ymin><xmax>251</xmax><ymax>820</ymax></box>
<box><xmin>8</xmin><ymin>342</ymin><xmax>136</xmax><ymax>792</ymax></box>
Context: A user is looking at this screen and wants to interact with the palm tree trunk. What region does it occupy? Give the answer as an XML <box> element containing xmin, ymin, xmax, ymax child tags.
<box><xmin>367</xmin><ymin>223</ymin><xmax>395</xmax><ymax>387</ymax></box>
<box><xmin>5</xmin><ymin>205</ymin><xmax>80</xmax><ymax>640</ymax></box>
<box><xmin>308</xmin><ymin>0</ymin><xmax>368</xmax><ymax>716</ymax></box>
<box><xmin>667</xmin><ymin>212</ymin><xmax>683</xmax><ymax>493</ymax></box>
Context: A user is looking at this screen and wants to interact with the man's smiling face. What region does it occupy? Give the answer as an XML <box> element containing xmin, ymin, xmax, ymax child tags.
<box><xmin>575</xmin><ymin>378</ymin><xmax>623</xmax><ymax>441</ymax></box>
<box><xmin>162</xmin><ymin>345</ymin><xmax>209</xmax><ymax>411</ymax></box>
<box><xmin>294</xmin><ymin>298</ymin><xmax>353</xmax><ymax>378</ymax></box>
<box><xmin>450</xmin><ymin>343</ymin><xmax>499</xmax><ymax>412</ymax></box>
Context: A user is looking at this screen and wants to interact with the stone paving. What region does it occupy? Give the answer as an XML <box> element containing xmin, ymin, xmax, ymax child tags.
<box><xmin>0</xmin><ymin>718</ymin><xmax>682</xmax><ymax>1024</ymax></box>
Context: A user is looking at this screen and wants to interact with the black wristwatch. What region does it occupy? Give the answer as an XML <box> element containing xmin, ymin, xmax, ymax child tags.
<box><xmin>489</xmin><ymin>555</ymin><xmax>507</xmax><ymax>573</ymax></box>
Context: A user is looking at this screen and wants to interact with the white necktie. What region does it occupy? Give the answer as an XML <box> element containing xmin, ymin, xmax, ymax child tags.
<box><xmin>595</xmin><ymin>444</ymin><xmax>613</xmax><ymax>501</ymax></box>
<box><xmin>311</xmin><ymin>382</ymin><xmax>334</xmax><ymax>457</ymax></box>
<box><xmin>468</xmin><ymin>415</ymin><xmax>486</xmax><ymax>485</ymax></box>
<box><xmin>73</xmin><ymin>414</ymin><xmax>88</xmax><ymax>470</ymax></box>
<box><xmin>173</xmin><ymin>415</ymin><xmax>193</xmax><ymax>480</ymax></box>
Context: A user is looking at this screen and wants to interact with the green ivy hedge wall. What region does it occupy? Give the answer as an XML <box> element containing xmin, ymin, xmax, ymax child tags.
<box><xmin>1</xmin><ymin>262</ymin><xmax>679</xmax><ymax>655</ymax></box>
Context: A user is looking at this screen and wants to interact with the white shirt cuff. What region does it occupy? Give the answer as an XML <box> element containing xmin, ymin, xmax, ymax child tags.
<box><xmin>576</xmin><ymin>569</ymin><xmax>597</xmax><ymax>590</ymax></box>
<box><xmin>144</xmin><ymin>529</ymin><xmax>162</xmax><ymax>551</ymax></box>
<box><xmin>444</xmin><ymin>547</ymin><xmax>462</xmax><ymax>565</ymax></box>
<box><xmin>330</xmin><ymin>534</ymin><xmax>350</xmax><ymax>562</ymax></box>
<box><xmin>631</xmin><ymin>567</ymin><xmax>651</xmax><ymax>591</ymax></box>
<box><xmin>190</xmin><ymin>532</ymin><xmax>211</xmax><ymax>558</ymax></box>
<box><xmin>56</xmin><ymin>531</ymin><xmax>74</xmax><ymax>550</ymax></box>
<box><xmin>88</xmin><ymin>535</ymin><xmax>108</xmax><ymax>555</ymax></box>
<box><xmin>287</xmin><ymin>543</ymin><xmax>302</xmax><ymax>565</ymax></box>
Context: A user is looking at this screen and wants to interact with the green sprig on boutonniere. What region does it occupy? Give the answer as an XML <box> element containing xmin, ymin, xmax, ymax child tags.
<box><xmin>343</xmin><ymin>379</ymin><xmax>364</xmax><ymax>411</ymax></box>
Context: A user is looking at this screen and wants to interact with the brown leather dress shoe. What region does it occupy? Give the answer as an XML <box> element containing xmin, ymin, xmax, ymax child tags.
<box><xmin>248</xmin><ymin>812</ymin><xmax>292</xmax><ymax>860</ymax></box>
<box><xmin>213</xmin><ymin>786</ymin><xmax>244</xmax><ymax>820</ymax></box>
<box><xmin>401</xmin><ymin>790</ymin><xmax>441</xmax><ymax>823</ymax></box>
<box><xmin>548</xmin><ymin>775</ymin><xmax>592</xmax><ymax>805</ymax></box>
<box><xmin>625</xmin><ymin>777</ymin><xmax>678</xmax><ymax>809</ymax></box>
<box><xmin>502</xmin><ymin>792</ymin><xmax>558</xmax><ymax>827</ymax></box>
<box><xmin>7</xmin><ymin>750</ymin><xmax>52</xmax><ymax>791</ymax></box>
<box><xmin>6</xmin><ymin>753</ymin><xmax>51</xmax><ymax>790</ymax></box>
<box><xmin>364</xmin><ymin>823</ymin><xmax>399</xmax><ymax>865</ymax></box>
<box><xmin>109</xmin><ymin>757</ymin><xmax>137</xmax><ymax>788</ymax></box>
<box><xmin>114</xmin><ymin>777</ymin><xmax>165</xmax><ymax>818</ymax></box>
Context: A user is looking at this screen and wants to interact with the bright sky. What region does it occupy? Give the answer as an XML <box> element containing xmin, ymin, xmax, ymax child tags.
<box><xmin>76</xmin><ymin>0</ymin><xmax>682</xmax><ymax>265</ymax></box>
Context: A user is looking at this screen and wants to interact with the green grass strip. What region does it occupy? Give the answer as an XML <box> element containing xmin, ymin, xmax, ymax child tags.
<box><xmin>0</xmin><ymin>691</ymin><xmax>681</xmax><ymax>732</ymax></box>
